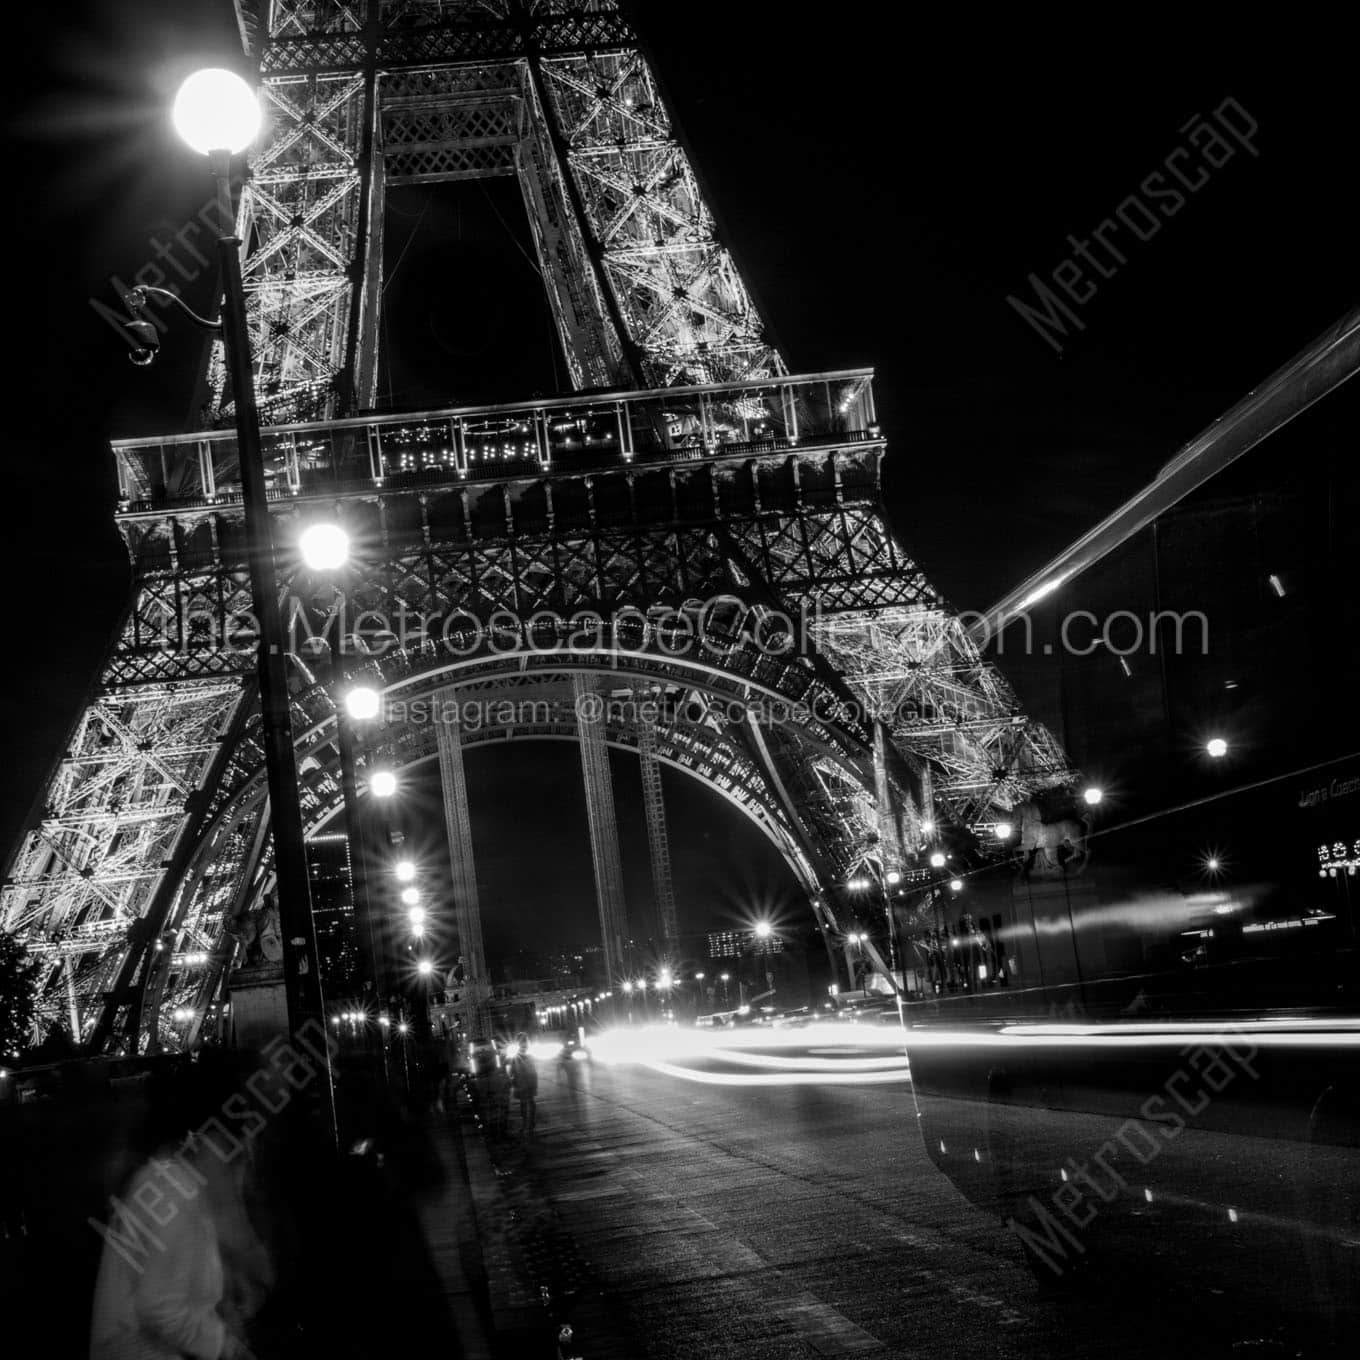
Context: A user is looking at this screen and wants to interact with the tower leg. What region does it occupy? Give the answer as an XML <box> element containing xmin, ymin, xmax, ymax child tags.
<box><xmin>434</xmin><ymin>692</ymin><xmax>490</xmax><ymax>1041</ymax></box>
<box><xmin>64</xmin><ymin>959</ymin><xmax>80</xmax><ymax>1042</ymax></box>
<box><xmin>637</xmin><ymin>703</ymin><xmax>678</xmax><ymax>953</ymax></box>
<box><xmin>573</xmin><ymin>674</ymin><xmax>628</xmax><ymax>986</ymax></box>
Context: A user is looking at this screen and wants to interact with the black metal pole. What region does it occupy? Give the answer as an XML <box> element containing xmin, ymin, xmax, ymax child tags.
<box><xmin>216</xmin><ymin>233</ymin><xmax>326</xmax><ymax>1037</ymax></box>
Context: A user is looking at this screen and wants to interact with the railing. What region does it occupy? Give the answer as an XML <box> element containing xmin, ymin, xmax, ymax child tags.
<box><xmin>113</xmin><ymin>370</ymin><xmax>878</xmax><ymax>515</ymax></box>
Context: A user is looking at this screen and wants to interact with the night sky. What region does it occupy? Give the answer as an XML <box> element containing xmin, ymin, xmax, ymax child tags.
<box><xmin>4</xmin><ymin>5</ymin><xmax>1356</xmax><ymax>967</ymax></box>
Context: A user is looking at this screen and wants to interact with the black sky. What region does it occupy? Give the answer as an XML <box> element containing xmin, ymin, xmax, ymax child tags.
<box><xmin>4</xmin><ymin>6</ymin><xmax>1357</xmax><ymax>963</ymax></box>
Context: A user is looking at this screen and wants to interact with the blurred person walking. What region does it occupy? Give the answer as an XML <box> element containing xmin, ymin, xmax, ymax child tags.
<box><xmin>89</xmin><ymin>1055</ymin><xmax>273</xmax><ymax>1360</ymax></box>
<box><xmin>508</xmin><ymin>1033</ymin><xmax>538</xmax><ymax>1135</ymax></box>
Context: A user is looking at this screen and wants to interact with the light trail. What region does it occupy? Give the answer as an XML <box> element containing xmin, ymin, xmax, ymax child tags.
<box><xmin>906</xmin><ymin>1021</ymin><xmax>1360</xmax><ymax>1050</ymax></box>
<box><xmin>998</xmin><ymin>1017</ymin><xmax>1360</xmax><ymax>1036</ymax></box>
<box><xmin>641</xmin><ymin>1060</ymin><xmax>910</xmax><ymax>1088</ymax></box>
<box><xmin>588</xmin><ymin>1022</ymin><xmax>907</xmax><ymax>1068</ymax></box>
<box><xmin>582</xmin><ymin>1021</ymin><xmax>911</xmax><ymax>1087</ymax></box>
<box><xmin>706</xmin><ymin>1049</ymin><xmax>907</xmax><ymax>1073</ymax></box>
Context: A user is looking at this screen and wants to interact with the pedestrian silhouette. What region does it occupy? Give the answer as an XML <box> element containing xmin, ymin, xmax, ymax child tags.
<box><xmin>508</xmin><ymin>1034</ymin><xmax>538</xmax><ymax>1135</ymax></box>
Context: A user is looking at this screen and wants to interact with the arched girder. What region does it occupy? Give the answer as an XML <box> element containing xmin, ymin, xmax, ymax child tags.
<box><xmin>194</xmin><ymin>673</ymin><xmax>828</xmax><ymax>906</ymax></box>
<box><xmin>308</xmin><ymin>739</ymin><xmax>818</xmax><ymax>895</ymax></box>
<box><xmin>133</xmin><ymin>637</ymin><xmax>917</xmax><ymax>1052</ymax></box>
<box><xmin>148</xmin><ymin>686</ymin><xmax>826</xmax><ymax>1051</ymax></box>
<box><xmin>189</xmin><ymin>641</ymin><xmax>887</xmax><ymax>891</ymax></box>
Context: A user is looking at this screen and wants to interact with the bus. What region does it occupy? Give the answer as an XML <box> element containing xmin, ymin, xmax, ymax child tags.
<box><xmin>900</xmin><ymin>314</ymin><xmax>1360</xmax><ymax>1352</ymax></box>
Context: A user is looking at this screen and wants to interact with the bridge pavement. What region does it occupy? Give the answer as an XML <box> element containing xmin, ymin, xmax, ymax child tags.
<box><xmin>432</xmin><ymin>1054</ymin><xmax>1276</xmax><ymax>1359</ymax></box>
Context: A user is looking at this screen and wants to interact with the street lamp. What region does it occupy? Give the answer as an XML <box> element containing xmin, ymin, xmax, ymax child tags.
<box><xmin>929</xmin><ymin>850</ymin><xmax>946</xmax><ymax>869</ymax></box>
<box><xmin>994</xmin><ymin>822</ymin><xmax>1014</xmax><ymax>841</ymax></box>
<box><xmin>345</xmin><ymin>686</ymin><xmax>382</xmax><ymax>722</ymax></box>
<box><xmin>160</xmin><ymin>67</ymin><xmax>327</xmax><ymax>1046</ymax></box>
<box><xmin>400</xmin><ymin>886</ymin><xmax>420</xmax><ymax>907</ymax></box>
<box><xmin>1206</xmin><ymin>737</ymin><xmax>1229</xmax><ymax>759</ymax></box>
<box><xmin>394</xmin><ymin>859</ymin><xmax>416</xmax><ymax>883</ymax></box>
<box><xmin>753</xmin><ymin>920</ymin><xmax>773</xmax><ymax>940</ymax></box>
<box><xmin>1083</xmin><ymin>785</ymin><xmax>1104</xmax><ymax>806</ymax></box>
<box><xmin>298</xmin><ymin>522</ymin><xmax>350</xmax><ymax>572</ymax></box>
<box><xmin>172</xmin><ymin>69</ymin><xmax>261</xmax><ymax>157</ymax></box>
<box><xmin>369</xmin><ymin>769</ymin><xmax>398</xmax><ymax>799</ymax></box>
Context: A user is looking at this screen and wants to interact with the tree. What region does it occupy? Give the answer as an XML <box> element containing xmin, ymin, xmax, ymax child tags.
<box><xmin>0</xmin><ymin>931</ymin><xmax>38</xmax><ymax>1064</ymax></box>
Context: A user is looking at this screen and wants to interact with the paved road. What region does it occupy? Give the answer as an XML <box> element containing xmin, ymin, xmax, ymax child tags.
<box><xmin>486</xmin><ymin>1040</ymin><xmax>1267</xmax><ymax>1360</ymax></box>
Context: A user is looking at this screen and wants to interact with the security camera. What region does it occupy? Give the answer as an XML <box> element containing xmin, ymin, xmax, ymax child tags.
<box><xmin>125</xmin><ymin>317</ymin><xmax>162</xmax><ymax>367</ymax></box>
<box><xmin>116</xmin><ymin>286</ymin><xmax>164</xmax><ymax>366</ymax></box>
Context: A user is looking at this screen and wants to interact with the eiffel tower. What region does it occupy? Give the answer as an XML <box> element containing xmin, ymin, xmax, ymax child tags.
<box><xmin>1</xmin><ymin>0</ymin><xmax>1074</xmax><ymax>1053</ymax></box>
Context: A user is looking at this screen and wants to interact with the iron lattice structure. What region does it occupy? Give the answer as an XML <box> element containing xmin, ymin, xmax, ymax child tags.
<box><xmin>2</xmin><ymin>0</ymin><xmax>1073</xmax><ymax>1050</ymax></box>
<box><xmin>217</xmin><ymin>0</ymin><xmax>778</xmax><ymax>423</ymax></box>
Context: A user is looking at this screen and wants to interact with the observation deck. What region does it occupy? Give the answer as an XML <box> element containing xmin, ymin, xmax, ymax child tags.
<box><xmin>113</xmin><ymin>369</ymin><xmax>879</xmax><ymax>518</ymax></box>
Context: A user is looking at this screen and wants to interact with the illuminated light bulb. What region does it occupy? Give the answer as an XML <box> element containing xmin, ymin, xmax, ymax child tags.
<box><xmin>995</xmin><ymin>822</ymin><xmax>1014</xmax><ymax>841</ymax></box>
<box><xmin>369</xmin><ymin>769</ymin><xmax>397</xmax><ymax>798</ymax></box>
<box><xmin>394</xmin><ymin>860</ymin><xmax>416</xmax><ymax>883</ymax></box>
<box><xmin>920</xmin><ymin>820</ymin><xmax>935</xmax><ymax>836</ymax></box>
<box><xmin>753</xmin><ymin>920</ymin><xmax>773</xmax><ymax>938</ymax></box>
<box><xmin>1206</xmin><ymin>737</ymin><xmax>1228</xmax><ymax>759</ymax></box>
<box><xmin>298</xmin><ymin>522</ymin><xmax>350</xmax><ymax>571</ymax></box>
<box><xmin>344</xmin><ymin>687</ymin><xmax>380</xmax><ymax>725</ymax></box>
<box><xmin>929</xmin><ymin>851</ymin><xmax>946</xmax><ymax>869</ymax></box>
<box><xmin>172</xmin><ymin>68</ymin><xmax>261</xmax><ymax>156</ymax></box>
<box><xmin>949</xmin><ymin>878</ymin><xmax>963</xmax><ymax>892</ymax></box>
<box><xmin>400</xmin><ymin>886</ymin><xmax>420</xmax><ymax>906</ymax></box>
<box><xmin>416</xmin><ymin>959</ymin><xmax>434</xmax><ymax>977</ymax></box>
<box><xmin>1083</xmin><ymin>786</ymin><xmax>1103</xmax><ymax>806</ymax></box>
<box><xmin>886</xmin><ymin>870</ymin><xmax>902</xmax><ymax>885</ymax></box>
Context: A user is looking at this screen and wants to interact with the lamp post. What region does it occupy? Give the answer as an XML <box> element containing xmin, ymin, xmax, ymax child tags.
<box><xmin>169</xmin><ymin>70</ymin><xmax>325</xmax><ymax>1041</ymax></box>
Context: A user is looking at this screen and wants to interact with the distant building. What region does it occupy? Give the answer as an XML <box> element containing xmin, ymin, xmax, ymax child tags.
<box><xmin>307</xmin><ymin>833</ymin><xmax>360</xmax><ymax>994</ymax></box>
<box><xmin>707</xmin><ymin>928</ymin><xmax>783</xmax><ymax>959</ymax></box>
